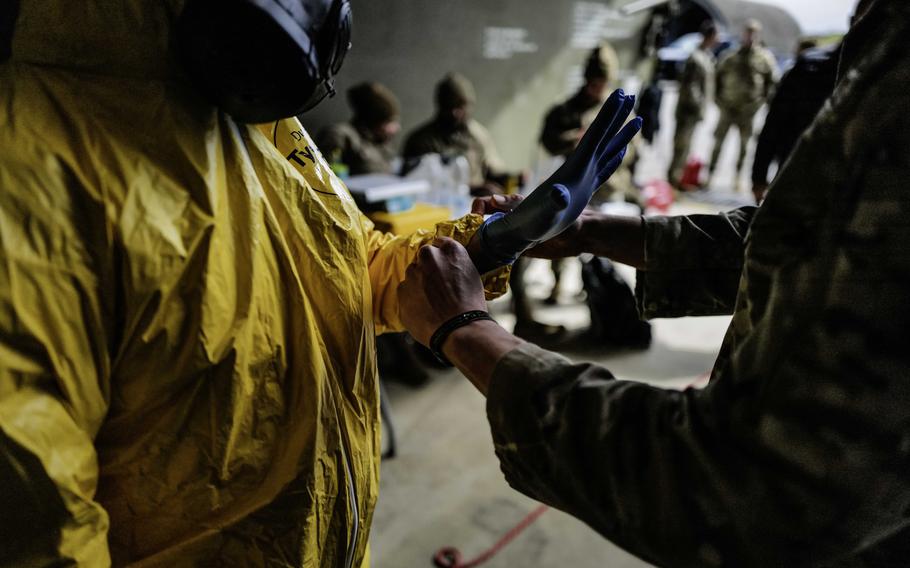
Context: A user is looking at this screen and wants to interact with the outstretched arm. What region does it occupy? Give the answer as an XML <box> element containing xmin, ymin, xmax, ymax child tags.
<box><xmin>397</xmin><ymin>234</ymin><xmax>910</xmax><ymax>567</ymax></box>
<box><xmin>470</xmin><ymin>198</ymin><xmax>756</xmax><ymax>318</ymax></box>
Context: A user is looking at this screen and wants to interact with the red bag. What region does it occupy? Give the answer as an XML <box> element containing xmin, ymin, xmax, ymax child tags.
<box><xmin>680</xmin><ymin>157</ymin><xmax>703</xmax><ymax>189</ymax></box>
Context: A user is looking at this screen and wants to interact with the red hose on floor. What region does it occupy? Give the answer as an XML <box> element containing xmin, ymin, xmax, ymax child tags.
<box><xmin>432</xmin><ymin>504</ymin><xmax>549</xmax><ymax>568</ymax></box>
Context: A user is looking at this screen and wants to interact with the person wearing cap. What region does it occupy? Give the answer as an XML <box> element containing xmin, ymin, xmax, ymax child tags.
<box><xmin>541</xmin><ymin>44</ymin><xmax>618</xmax><ymax>159</ymax></box>
<box><xmin>707</xmin><ymin>19</ymin><xmax>778</xmax><ymax>191</ymax></box>
<box><xmin>317</xmin><ymin>81</ymin><xmax>401</xmax><ymax>175</ymax></box>
<box><xmin>537</xmin><ymin>42</ymin><xmax>634</xmax><ymax>307</ymax></box>
<box><xmin>542</xmin><ymin>43</ymin><xmax>638</xmax><ymax>205</ymax></box>
<box><xmin>668</xmin><ymin>20</ymin><xmax>719</xmax><ymax>188</ymax></box>
<box><xmin>403</xmin><ymin>72</ymin><xmax>512</xmax><ymax>196</ymax></box>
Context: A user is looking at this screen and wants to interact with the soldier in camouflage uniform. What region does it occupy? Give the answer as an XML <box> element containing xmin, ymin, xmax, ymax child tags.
<box><xmin>403</xmin><ymin>73</ymin><xmax>510</xmax><ymax>196</ymax></box>
<box><xmin>708</xmin><ymin>20</ymin><xmax>778</xmax><ymax>190</ymax></box>
<box><xmin>317</xmin><ymin>82</ymin><xmax>401</xmax><ymax>175</ymax></box>
<box><xmin>538</xmin><ymin>43</ymin><xmax>621</xmax><ymax>305</ymax></box>
<box><xmin>540</xmin><ymin>44</ymin><xmax>619</xmax><ymax>160</ymax></box>
<box><xmin>668</xmin><ymin>21</ymin><xmax>719</xmax><ymax>188</ymax></box>
<box><xmin>540</xmin><ymin>42</ymin><xmax>637</xmax><ymax>204</ymax></box>
<box><xmin>398</xmin><ymin>0</ymin><xmax>910</xmax><ymax>565</ymax></box>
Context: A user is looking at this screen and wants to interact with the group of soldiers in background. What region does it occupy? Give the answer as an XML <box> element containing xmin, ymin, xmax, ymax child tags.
<box><xmin>670</xmin><ymin>17</ymin><xmax>844</xmax><ymax>204</ymax></box>
<box><xmin>670</xmin><ymin>19</ymin><xmax>778</xmax><ymax>196</ymax></box>
<box><xmin>314</xmin><ymin>20</ymin><xmax>843</xmax><ymax>384</ymax></box>
<box><xmin>317</xmin><ymin>72</ymin><xmax>514</xmax><ymax>194</ymax></box>
<box><xmin>315</xmin><ymin>43</ymin><xmax>645</xmax><ymax>383</ymax></box>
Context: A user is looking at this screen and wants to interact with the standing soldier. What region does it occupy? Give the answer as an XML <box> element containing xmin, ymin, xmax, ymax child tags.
<box><xmin>541</xmin><ymin>43</ymin><xmax>638</xmax><ymax>205</ymax></box>
<box><xmin>538</xmin><ymin>43</ymin><xmax>620</xmax><ymax>305</ymax></box>
<box><xmin>708</xmin><ymin>19</ymin><xmax>778</xmax><ymax>191</ymax></box>
<box><xmin>540</xmin><ymin>44</ymin><xmax>618</xmax><ymax>160</ymax></box>
<box><xmin>751</xmin><ymin>42</ymin><xmax>841</xmax><ymax>203</ymax></box>
<box><xmin>668</xmin><ymin>21</ymin><xmax>719</xmax><ymax>189</ymax></box>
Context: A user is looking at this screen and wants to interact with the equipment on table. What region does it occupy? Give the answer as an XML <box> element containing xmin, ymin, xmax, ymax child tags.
<box><xmin>346</xmin><ymin>174</ymin><xmax>431</xmax><ymax>213</ymax></box>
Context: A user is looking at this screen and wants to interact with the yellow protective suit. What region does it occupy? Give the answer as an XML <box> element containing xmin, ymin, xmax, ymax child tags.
<box><xmin>0</xmin><ymin>2</ymin><xmax>507</xmax><ymax>566</ymax></box>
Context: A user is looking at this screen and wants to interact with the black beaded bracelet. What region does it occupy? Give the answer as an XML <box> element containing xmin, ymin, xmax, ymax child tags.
<box><xmin>429</xmin><ymin>310</ymin><xmax>494</xmax><ymax>367</ymax></box>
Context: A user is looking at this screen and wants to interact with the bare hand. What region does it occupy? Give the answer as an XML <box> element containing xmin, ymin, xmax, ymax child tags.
<box><xmin>524</xmin><ymin>208</ymin><xmax>599</xmax><ymax>259</ymax></box>
<box><xmin>398</xmin><ymin>238</ymin><xmax>488</xmax><ymax>346</ymax></box>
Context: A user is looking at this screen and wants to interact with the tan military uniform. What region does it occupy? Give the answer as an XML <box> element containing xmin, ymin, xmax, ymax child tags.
<box><xmin>485</xmin><ymin>2</ymin><xmax>910</xmax><ymax>565</ymax></box>
<box><xmin>402</xmin><ymin>118</ymin><xmax>505</xmax><ymax>188</ymax></box>
<box><xmin>316</xmin><ymin>122</ymin><xmax>397</xmax><ymax>175</ymax></box>
<box><xmin>669</xmin><ymin>46</ymin><xmax>715</xmax><ymax>184</ymax></box>
<box><xmin>709</xmin><ymin>44</ymin><xmax>778</xmax><ymax>179</ymax></box>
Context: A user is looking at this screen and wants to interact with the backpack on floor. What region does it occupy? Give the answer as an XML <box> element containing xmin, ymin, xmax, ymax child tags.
<box><xmin>582</xmin><ymin>257</ymin><xmax>652</xmax><ymax>349</ymax></box>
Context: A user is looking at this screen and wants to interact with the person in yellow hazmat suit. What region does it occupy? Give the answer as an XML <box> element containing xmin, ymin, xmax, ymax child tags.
<box><xmin>0</xmin><ymin>0</ymin><xmax>639</xmax><ymax>565</ymax></box>
<box><xmin>0</xmin><ymin>1</ymin><xmax>512</xmax><ymax>566</ymax></box>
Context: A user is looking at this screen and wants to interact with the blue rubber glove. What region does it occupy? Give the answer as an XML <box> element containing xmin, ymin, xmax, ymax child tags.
<box><xmin>474</xmin><ymin>89</ymin><xmax>642</xmax><ymax>273</ymax></box>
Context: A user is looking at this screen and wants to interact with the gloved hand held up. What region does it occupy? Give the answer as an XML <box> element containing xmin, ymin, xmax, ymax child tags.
<box><xmin>473</xmin><ymin>89</ymin><xmax>642</xmax><ymax>274</ymax></box>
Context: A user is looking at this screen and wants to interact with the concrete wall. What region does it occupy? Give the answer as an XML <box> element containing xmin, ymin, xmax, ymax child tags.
<box><xmin>302</xmin><ymin>0</ymin><xmax>652</xmax><ymax>171</ymax></box>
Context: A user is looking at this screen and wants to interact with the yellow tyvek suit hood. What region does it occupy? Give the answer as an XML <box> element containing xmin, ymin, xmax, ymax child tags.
<box><xmin>0</xmin><ymin>2</ymin><xmax>507</xmax><ymax>566</ymax></box>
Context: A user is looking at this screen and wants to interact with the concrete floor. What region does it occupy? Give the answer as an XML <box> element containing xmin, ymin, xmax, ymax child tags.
<box><xmin>370</xmin><ymin>86</ymin><xmax>759</xmax><ymax>568</ymax></box>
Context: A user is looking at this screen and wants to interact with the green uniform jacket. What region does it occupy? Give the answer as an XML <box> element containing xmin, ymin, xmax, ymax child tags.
<box><xmin>677</xmin><ymin>47</ymin><xmax>716</xmax><ymax>121</ymax></box>
<box><xmin>402</xmin><ymin>118</ymin><xmax>506</xmax><ymax>188</ymax></box>
<box><xmin>716</xmin><ymin>45</ymin><xmax>778</xmax><ymax>116</ymax></box>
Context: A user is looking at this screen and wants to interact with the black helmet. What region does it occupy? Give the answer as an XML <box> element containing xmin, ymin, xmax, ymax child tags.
<box><xmin>178</xmin><ymin>0</ymin><xmax>352</xmax><ymax>123</ymax></box>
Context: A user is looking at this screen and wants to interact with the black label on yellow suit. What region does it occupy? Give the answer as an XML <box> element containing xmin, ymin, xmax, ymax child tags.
<box><xmin>263</xmin><ymin>119</ymin><xmax>356</xmax><ymax>201</ymax></box>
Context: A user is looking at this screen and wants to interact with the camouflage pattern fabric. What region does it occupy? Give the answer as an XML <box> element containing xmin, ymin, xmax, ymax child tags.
<box><xmin>709</xmin><ymin>106</ymin><xmax>759</xmax><ymax>177</ymax></box>
<box><xmin>668</xmin><ymin>113</ymin><xmax>701</xmax><ymax>184</ymax></box>
<box><xmin>678</xmin><ymin>47</ymin><xmax>716</xmax><ymax>121</ymax></box>
<box><xmin>715</xmin><ymin>45</ymin><xmax>777</xmax><ymax>115</ymax></box>
<box><xmin>671</xmin><ymin>45</ymin><xmax>715</xmax><ymax>182</ymax></box>
<box><xmin>709</xmin><ymin>44</ymin><xmax>778</xmax><ymax>177</ymax></box>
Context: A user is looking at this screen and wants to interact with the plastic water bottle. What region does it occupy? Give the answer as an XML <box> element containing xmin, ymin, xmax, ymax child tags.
<box><xmin>450</xmin><ymin>155</ymin><xmax>472</xmax><ymax>217</ymax></box>
<box><xmin>404</xmin><ymin>154</ymin><xmax>445</xmax><ymax>206</ymax></box>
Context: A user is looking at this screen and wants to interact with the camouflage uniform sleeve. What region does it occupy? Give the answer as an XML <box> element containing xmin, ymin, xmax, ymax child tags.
<box><xmin>635</xmin><ymin>207</ymin><xmax>756</xmax><ymax>318</ymax></box>
<box><xmin>487</xmin><ymin>343</ymin><xmax>743</xmax><ymax>567</ymax></box>
<box><xmin>486</xmin><ymin>297</ymin><xmax>908</xmax><ymax>568</ymax></box>
<box><xmin>487</xmin><ymin>343</ymin><xmax>750</xmax><ymax>567</ymax></box>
